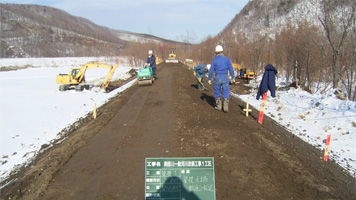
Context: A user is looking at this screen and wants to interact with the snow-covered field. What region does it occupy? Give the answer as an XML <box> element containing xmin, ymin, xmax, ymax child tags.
<box><xmin>233</xmin><ymin>78</ymin><xmax>356</xmax><ymax>176</ymax></box>
<box><xmin>0</xmin><ymin>57</ymin><xmax>136</xmax><ymax>182</ymax></box>
<box><xmin>0</xmin><ymin>57</ymin><xmax>129</xmax><ymax>69</ymax></box>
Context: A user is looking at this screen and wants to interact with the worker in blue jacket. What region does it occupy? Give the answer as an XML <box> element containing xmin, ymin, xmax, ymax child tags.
<box><xmin>193</xmin><ymin>64</ymin><xmax>210</xmax><ymax>90</ymax></box>
<box><xmin>208</xmin><ymin>45</ymin><xmax>235</xmax><ymax>112</ymax></box>
<box><xmin>256</xmin><ymin>64</ymin><xmax>278</xmax><ymax>100</ymax></box>
<box><xmin>146</xmin><ymin>50</ymin><xmax>157</xmax><ymax>80</ymax></box>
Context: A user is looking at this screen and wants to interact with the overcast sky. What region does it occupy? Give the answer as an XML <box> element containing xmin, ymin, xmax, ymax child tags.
<box><xmin>2</xmin><ymin>0</ymin><xmax>250</xmax><ymax>43</ymax></box>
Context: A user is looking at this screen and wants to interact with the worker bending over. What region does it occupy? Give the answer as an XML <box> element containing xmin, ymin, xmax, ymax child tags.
<box><xmin>208</xmin><ymin>45</ymin><xmax>235</xmax><ymax>112</ymax></box>
<box><xmin>146</xmin><ymin>50</ymin><xmax>157</xmax><ymax>80</ymax></box>
<box><xmin>193</xmin><ymin>64</ymin><xmax>210</xmax><ymax>90</ymax></box>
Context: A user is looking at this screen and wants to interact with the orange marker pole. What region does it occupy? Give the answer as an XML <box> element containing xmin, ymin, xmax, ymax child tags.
<box><xmin>324</xmin><ymin>134</ymin><xmax>331</xmax><ymax>161</ymax></box>
<box><xmin>258</xmin><ymin>92</ymin><xmax>268</xmax><ymax>124</ymax></box>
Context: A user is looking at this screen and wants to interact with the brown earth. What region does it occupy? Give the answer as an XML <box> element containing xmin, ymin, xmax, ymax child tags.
<box><xmin>1</xmin><ymin>62</ymin><xmax>355</xmax><ymax>200</ymax></box>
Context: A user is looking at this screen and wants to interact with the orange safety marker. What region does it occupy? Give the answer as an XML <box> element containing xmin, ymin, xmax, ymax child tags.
<box><xmin>324</xmin><ymin>134</ymin><xmax>331</xmax><ymax>161</ymax></box>
<box><xmin>258</xmin><ymin>92</ymin><xmax>268</xmax><ymax>124</ymax></box>
<box><xmin>243</xmin><ymin>101</ymin><xmax>252</xmax><ymax>117</ymax></box>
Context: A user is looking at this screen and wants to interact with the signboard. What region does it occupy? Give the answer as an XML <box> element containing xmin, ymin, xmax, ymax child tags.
<box><xmin>145</xmin><ymin>157</ymin><xmax>215</xmax><ymax>200</ymax></box>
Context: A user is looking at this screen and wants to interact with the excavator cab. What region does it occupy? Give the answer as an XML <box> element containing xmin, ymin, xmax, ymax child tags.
<box><xmin>71</xmin><ymin>68</ymin><xmax>80</xmax><ymax>78</ymax></box>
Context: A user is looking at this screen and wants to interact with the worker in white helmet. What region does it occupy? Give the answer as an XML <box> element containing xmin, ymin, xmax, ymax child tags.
<box><xmin>146</xmin><ymin>50</ymin><xmax>157</xmax><ymax>80</ymax></box>
<box><xmin>208</xmin><ymin>45</ymin><xmax>235</xmax><ymax>112</ymax></box>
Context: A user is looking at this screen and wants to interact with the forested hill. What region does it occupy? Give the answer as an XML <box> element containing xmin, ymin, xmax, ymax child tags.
<box><xmin>0</xmin><ymin>4</ymin><xmax>180</xmax><ymax>58</ymax></box>
<box><xmin>192</xmin><ymin>0</ymin><xmax>355</xmax><ymax>100</ymax></box>
<box><xmin>220</xmin><ymin>0</ymin><xmax>353</xmax><ymax>40</ymax></box>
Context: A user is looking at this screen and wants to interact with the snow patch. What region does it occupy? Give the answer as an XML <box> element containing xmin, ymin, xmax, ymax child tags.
<box><xmin>233</xmin><ymin>79</ymin><xmax>356</xmax><ymax>176</ymax></box>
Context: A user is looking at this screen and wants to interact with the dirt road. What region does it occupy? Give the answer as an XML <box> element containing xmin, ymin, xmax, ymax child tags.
<box><xmin>1</xmin><ymin>63</ymin><xmax>355</xmax><ymax>199</ymax></box>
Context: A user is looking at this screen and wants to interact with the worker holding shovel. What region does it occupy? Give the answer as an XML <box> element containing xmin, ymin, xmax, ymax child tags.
<box><xmin>193</xmin><ymin>64</ymin><xmax>210</xmax><ymax>90</ymax></box>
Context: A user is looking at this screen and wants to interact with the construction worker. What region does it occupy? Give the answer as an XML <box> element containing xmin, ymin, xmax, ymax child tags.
<box><xmin>208</xmin><ymin>45</ymin><xmax>235</xmax><ymax>112</ymax></box>
<box><xmin>146</xmin><ymin>50</ymin><xmax>157</xmax><ymax>80</ymax></box>
<box><xmin>193</xmin><ymin>64</ymin><xmax>210</xmax><ymax>90</ymax></box>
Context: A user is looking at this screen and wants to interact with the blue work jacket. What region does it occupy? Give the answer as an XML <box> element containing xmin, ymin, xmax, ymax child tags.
<box><xmin>208</xmin><ymin>54</ymin><xmax>234</xmax><ymax>80</ymax></box>
<box><xmin>147</xmin><ymin>55</ymin><xmax>156</xmax><ymax>69</ymax></box>
<box><xmin>193</xmin><ymin>64</ymin><xmax>208</xmax><ymax>78</ymax></box>
<box><xmin>256</xmin><ymin>64</ymin><xmax>278</xmax><ymax>100</ymax></box>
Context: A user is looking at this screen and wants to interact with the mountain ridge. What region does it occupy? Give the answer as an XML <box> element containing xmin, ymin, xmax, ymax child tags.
<box><xmin>0</xmin><ymin>3</ymin><xmax>182</xmax><ymax>58</ymax></box>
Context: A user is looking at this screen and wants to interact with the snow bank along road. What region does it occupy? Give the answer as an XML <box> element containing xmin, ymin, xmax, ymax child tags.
<box><xmin>1</xmin><ymin>62</ymin><xmax>355</xmax><ymax>199</ymax></box>
<box><xmin>0</xmin><ymin>61</ymin><xmax>133</xmax><ymax>181</ymax></box>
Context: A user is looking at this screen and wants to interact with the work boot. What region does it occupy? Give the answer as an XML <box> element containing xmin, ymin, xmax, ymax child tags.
<box><xmin>215</xmin><ymin>97</ymin><xmax>222</xmax><ymax>110</ymax></box>
<box><xmin>223</xmin><ymin>98</ymin><xmax>229</xmax><ymax>113</ymax></box>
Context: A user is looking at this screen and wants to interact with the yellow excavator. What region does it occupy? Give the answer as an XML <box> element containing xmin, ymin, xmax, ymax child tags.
<box><xmin>232</xmin><ymin>62</ymin><xmax>256</xmax><ymax>82</ymax></box>
<box><xmin>56</xmin><ymin>62</ymin><xmax>118</xmax><ymax>92</ymax></box>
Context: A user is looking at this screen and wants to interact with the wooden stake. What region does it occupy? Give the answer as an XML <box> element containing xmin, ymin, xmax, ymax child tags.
<box><xmin>243</xmin><ymin>101</ymin><xmax>252</xmax><ymax>117</ymax></box>
<box><xmin>324</xmin><ymin>134</ymin><xmax>331</xmax><ymax>161</ymax></box>
<box><xmin>93</xmin><ymin>103</ymin><xmax>97</xmax><ymax>119</ymax></box>
<box><xmin>258</xmin><ymin>92</ymin><xmax>268</xmax><ymax>124</ymax></box>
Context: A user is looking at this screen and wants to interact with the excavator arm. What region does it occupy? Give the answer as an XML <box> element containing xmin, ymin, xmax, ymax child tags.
<box><xmin>101</xmin><ymin>63</ymin><xmax>118</xmax><ymax>89</ymax></box>
<box><xmin>74</xmin><ymin>63</ymin><xmax>115</xmax><ymax>81</ymax></box>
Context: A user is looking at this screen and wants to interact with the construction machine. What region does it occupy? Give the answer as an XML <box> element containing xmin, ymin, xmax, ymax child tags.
<box><xmin>137</xmin><ymin>64</ymin><xmax>154</xmax><ymax>86</ymax></box>
<box><xmin>232</xmin><ymin>62</ymin><xmax>256</xmax><ymax>82</ymax></box>
<box><xmin>56</xmin><ymin>62</ymin><xmax>118</xmax><ymax>92</ymax></box>
<box><xmin>166</xmin><ymin>46</ymin><xmax>179</xmax><ymax>63</ymax></box>
<box><xmin>155</xmin><ymin>55</ymin><xmax>162</xmax><ymax>65</ymax></box>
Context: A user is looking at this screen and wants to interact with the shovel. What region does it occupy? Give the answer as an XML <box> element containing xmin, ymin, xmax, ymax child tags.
<box><xmin>197</xmin><ymin>77</ymin><xmax>209</xmax><ymax>91</ymax></box>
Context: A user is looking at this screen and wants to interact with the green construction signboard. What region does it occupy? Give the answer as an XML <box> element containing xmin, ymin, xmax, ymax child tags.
<box><xmin>145</xmin><ymin>157</ymin><xmax>215</xmax><ymax>200</ymax></box>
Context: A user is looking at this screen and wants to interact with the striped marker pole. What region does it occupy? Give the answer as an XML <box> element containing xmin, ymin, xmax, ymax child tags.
<box><xmin>324</xmin><ymin>134</ymin><xmax>331</xmax><ymax>161</ymax></box>
<box><xmin>258</xmin><ymin>92</ymin><xmax>268</xmax><ymax>124</ymax></box>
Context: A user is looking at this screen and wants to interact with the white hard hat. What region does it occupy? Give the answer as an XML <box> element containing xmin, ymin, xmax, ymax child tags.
<box><xmin>148</xmin><ymin>50</ymin><xmax>153</xmax><ymax>54</ymax></box>
<box><xmin>206</xmin><ymin>64</ymin><xmax>211</xmax><ymax>70</ymax></box>
<box><xmin>215</xmin><ymin>45</ymin><xmax>223</xmax><ymax>53</ymax></box>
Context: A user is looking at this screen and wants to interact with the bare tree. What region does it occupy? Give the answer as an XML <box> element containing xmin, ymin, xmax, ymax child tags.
<box><xmin>318</xmin><ymin>0</ymin><xmax>355</xmax><ymax>98</ymax></box>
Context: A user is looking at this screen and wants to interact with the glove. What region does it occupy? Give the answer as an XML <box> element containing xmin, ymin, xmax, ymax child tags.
<box><xmin>230</xmin><ymin>78</ymin><xmax>235</xmax><ymax>84</ymax></box>
<box><xmin>208</xmin><ymin>80</ymin><xmax>212</xmax><ymax>84</ymax></box>
<box><xmin>193</xmin><ymin>71</ymin><xmax>196</xmax><ymax>76</ymax></box>
<box><xmin>198</xmin><ymin>78</ymin><xmax>202</xmax><ymax>82</ymax></box>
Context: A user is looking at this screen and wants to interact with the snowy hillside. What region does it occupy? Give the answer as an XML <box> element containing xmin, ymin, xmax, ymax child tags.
<box><xmin>225</xmin><ymin>0</ymin><xmax>352</xmax><ymax>40</ymax></box>
<box><xmin>0</xmin><ymin>57</ymin><xmax>136</xmax><ymax>182</ymax></box>
<box><xmin>1</xmin><ymin>4</ymin><xmax>180</xmax><ymax>58</ymax></box>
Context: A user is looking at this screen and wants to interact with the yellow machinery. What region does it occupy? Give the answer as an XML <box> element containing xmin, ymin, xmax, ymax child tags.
<box><xmin>232</xmin><ymin>62</ymin><xmax>256</xmax><ymax>81</ymax></box>
<box><xmin>56</xmin><ymin>62</ymin><xmax>118</xmax><ymax>92</ymax></box>
<box><xmin>155</xmin><ymin>55</ymin><xmax>161</xmax><ymax>65</ymax></box>
<box><xmin>166</xmin><ymin>46</ymin><xmax>178</xmax><ymax>63</ymax></box>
